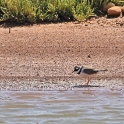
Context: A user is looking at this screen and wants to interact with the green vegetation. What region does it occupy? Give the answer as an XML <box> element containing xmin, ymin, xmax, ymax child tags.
<box><xmin>0</xmin><ymin>0</ymin><xmax>123</xmax><ymax>23</ymax></box>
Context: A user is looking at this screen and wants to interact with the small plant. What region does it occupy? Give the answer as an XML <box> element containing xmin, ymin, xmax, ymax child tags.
<box><xmin>55</xmin><ymin>0</ymin><xmax>74</xmax><ymax>21</ymax></box>
<box><xmin>112</xmin><ymin>0</ymin><xmax>124</xmax><ymax>5</ymax></box>
<box><xmin>0</xmin><ymin>0</ymin><xmax>37</xmax><ymax>23</ymax></box>
<box><xmin>86</xmin><ymin>0</ymin><xmax>110</xmax><ymax>15</ymax></box>
<box><xmin>73</xmin><ymin>1</ymin><xmax>94</xmax><ymax>21</ymax></box>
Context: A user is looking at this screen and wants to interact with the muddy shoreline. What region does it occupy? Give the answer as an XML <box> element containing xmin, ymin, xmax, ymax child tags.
<box><xmin>0</xmin><ymin>17</ymin><xmax>124</xmax><ymax>90</ymax></box>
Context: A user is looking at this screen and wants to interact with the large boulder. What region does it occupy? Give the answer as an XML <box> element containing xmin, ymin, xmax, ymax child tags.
<box><xmin>103</xmin><ymin>2</ymin><xmax>115</xmax><ymax>13</ymax></box>
<box><xmin>107</xmin><ymin>6</ymin><xmax>122</xmax><ymax>16</ymax></box>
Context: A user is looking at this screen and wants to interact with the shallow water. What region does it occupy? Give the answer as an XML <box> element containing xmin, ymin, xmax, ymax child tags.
<box><xmin>0</xmin><ymin>87</ymin><xmax>124</xmax><ymax>124</ymax></box>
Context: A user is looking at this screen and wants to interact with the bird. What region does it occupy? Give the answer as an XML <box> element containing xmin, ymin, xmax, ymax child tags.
<box><xmin>72</xmin><ymin>66</ymin><xmax>108</xmax><ymax>86</ymax></box>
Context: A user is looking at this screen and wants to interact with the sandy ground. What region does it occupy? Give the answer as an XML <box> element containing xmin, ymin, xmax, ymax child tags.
<box><xmin>0</xmin><ymin>17</ymin><xmax>124</xmax><ymax>90</ymax></box>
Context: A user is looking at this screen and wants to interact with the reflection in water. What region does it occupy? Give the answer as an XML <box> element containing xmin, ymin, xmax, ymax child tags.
<box><xmin>0</xmin><ymin>88</ymin><xmax>124</xmax><ymax>124</ymax></box>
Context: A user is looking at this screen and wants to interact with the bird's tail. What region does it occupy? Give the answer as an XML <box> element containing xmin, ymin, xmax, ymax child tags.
<box><xmin>98</xmin><ymin>69</ymin><xmax>108</xmax><ymax>72</ymax></box>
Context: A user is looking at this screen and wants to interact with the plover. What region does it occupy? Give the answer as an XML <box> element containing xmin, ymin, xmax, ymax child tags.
<box><xmin>72</xmin><ymin>66</ymin><xmax>108</xmax><ymax>86</ymax></box>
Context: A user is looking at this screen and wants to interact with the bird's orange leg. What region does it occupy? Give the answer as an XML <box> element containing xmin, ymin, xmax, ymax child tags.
<box><xmin>84</xmin><ymin>77</ymin><xmax>92</xmax><ymax>86</ymax></box>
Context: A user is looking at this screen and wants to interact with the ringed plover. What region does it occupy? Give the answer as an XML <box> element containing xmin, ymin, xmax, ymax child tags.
<box><xmin>72</xmin><ymin>66</ymin><xmax>108</xmax><ymax>86</ymax></box>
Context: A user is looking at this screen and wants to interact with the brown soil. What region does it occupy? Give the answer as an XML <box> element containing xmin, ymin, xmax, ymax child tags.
<box><xmin>0</xmin><ymin>17</ymin><xmax>124</xmax><ymax>90</ymax></box>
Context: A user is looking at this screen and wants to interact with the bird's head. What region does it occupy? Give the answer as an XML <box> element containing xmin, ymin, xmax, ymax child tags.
<box><xmin>72</xmin><ymin>66</ymin><xmax>81</xmax><ymax>73</ymax></box>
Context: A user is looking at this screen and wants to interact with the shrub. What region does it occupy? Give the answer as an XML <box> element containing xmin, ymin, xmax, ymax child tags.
<box><xmin>0</xmin><ymin>0</ymin><xmax>123</xmax><ymax>23</ymax></box>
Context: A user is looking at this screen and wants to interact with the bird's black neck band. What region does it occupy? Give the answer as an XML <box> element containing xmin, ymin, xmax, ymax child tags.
<box><xmin>77</xmin><ymin>67</ymin><xmax>83</xmax><ymax>74</ymax></box>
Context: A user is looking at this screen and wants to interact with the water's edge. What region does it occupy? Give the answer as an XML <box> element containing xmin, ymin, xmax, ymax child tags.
<box><xmin>0</xmin><ymin>78</ymin><xmax>124</xmax><ymax>91</ymax></box>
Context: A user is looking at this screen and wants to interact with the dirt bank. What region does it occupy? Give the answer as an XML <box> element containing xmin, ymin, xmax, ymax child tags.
<box><xmin>0</xmin><ymin>17</ymin><xmax>124</xmax><ymax>90</ymax></box>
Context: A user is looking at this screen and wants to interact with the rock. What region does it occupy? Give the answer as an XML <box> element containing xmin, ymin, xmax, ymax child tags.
<box><xmin>107</xmin><ymin>6</ymin><xmax>122</xmax><ymax>16</ymax></box>
<box><xmin>121</xmin><ymin>6</ymin><xmax>124</xmax><ymax>14</ymax></box>
<box><xmin>103</xmin><ymin>2</ymin><xmax>115</xmax><ymax>13</ymax></box>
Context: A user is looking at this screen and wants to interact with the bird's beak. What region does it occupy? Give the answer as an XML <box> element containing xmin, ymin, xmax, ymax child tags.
<box><xmin>72</xmin><ymin>70</ymin><xmax>74</xmax><ymax>73</ymax></box>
